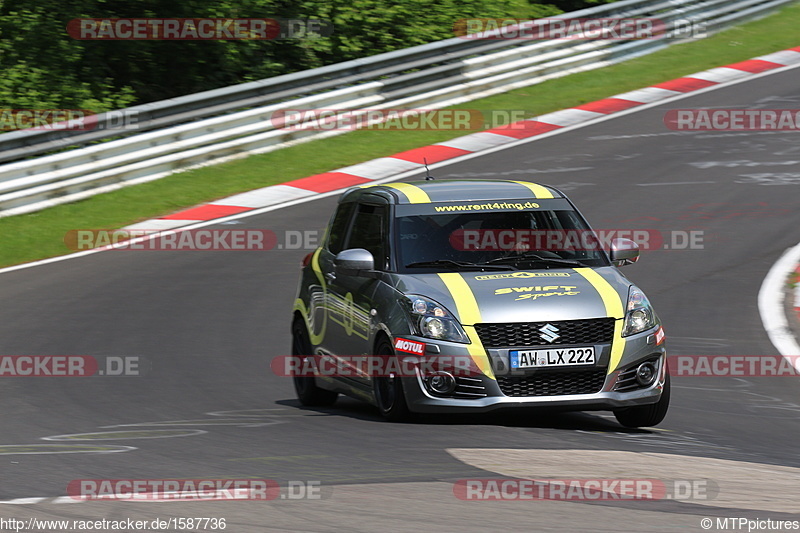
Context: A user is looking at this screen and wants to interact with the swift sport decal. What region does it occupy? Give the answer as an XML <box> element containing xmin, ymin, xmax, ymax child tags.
<box><xmin>494</xmin><ymin>285</ymin><xmax>581</xmax><ymax>301</ymax></box>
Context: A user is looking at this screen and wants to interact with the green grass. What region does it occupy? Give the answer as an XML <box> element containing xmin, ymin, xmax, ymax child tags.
<box><xmin>2</xmin><ymin>3</ymin><xmax>800</xmax><ymax>268</ymax></box>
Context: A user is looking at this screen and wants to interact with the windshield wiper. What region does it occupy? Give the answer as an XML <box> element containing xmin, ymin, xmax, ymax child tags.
<box><xmin>405</xmin><ymin>260</ymin><xmax>515</xmax><ymax>271</ymax></box>
<box><xmin>484</xmin><ymin>252</ymin><xmax>588</xmax><ymax>268</ymax></box>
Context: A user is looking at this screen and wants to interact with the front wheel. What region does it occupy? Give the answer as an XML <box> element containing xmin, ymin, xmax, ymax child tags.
<box><xmin>291</xmin><ymin>318</ymin><xmax>337</xmax><ymax>407</ymax></box>
<box><xmin>373</xmin><ymin>339</ymin><xmax>412</xmax><ymax>422</ymax></box>
<box><xmin>613</xmin><ymin>371</ymin><xmax>670</xmax><ymax>428</ymax></box>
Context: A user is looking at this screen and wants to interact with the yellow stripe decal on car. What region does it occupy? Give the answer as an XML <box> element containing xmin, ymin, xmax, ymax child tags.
<box><xmin>510</xmin><ymin>181</ymin><xmax>555</xmax><ymax>199</ymax></box>
<box><xmin>573</xmin><ymin>268</ymin><xmax>624</xmax><ymax>318</ymax></box>
<box><xmin>574</xmin><ymin>268</ymin><xmax>626</xmax><ymax>374</ymax></box>
<box><xmin>304</xmin><ymin>248</ymin><xmax>327</xmax><ymax>345</ymax></box>
<box><xmin>384</xmin><ymin>183</ymin><xmax>432</xmax><ymax>204</ymax></box>
<box><xmin>437</xmin><ymin>273</ymin><xmax>495</xmax><ymax>380</ymax></box>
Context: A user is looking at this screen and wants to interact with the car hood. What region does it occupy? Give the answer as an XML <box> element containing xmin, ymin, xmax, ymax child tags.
<box><xmin>392</xmin><ymin>267</ymin><xmax>631</xmax><ymax>324</ymax></box>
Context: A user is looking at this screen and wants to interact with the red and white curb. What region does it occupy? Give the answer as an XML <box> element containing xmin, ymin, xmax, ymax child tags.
<box><xmin>124</xmin><ymin>47</ymin><xmax>800</xmax><ymax>233</ymax></box>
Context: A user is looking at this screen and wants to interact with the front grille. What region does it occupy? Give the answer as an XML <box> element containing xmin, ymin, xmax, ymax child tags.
<box><xmin>497</xmin><ymin>369</ymin><xmax>607</xmax><ymax>397</ymax></box>
<box><xmin>453</xmin><ymin>376</ymin><xmax>487</xmax><ymax>399</ymax></box>
<box><xmin>475</xmin><ymin>318</ymin><xmax>615</xmax><ymax>348</ymax></box>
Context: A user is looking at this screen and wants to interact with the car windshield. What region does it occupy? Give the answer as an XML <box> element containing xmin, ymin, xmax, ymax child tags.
<box><xmin>395</xmin><ymin>207</ymin><xmax>610</xmax><ymax>272</ymax></box>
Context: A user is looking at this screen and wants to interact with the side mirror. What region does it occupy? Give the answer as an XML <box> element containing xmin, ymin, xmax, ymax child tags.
<box><xmin>334</xmin><ymin>248</ymin><xmax>375</xmax><ymax>276</ymax></box>
<box><xmin>610</xmin><ymin>238</ymin><xmax>640</xmax><ymax>267</ymax></box>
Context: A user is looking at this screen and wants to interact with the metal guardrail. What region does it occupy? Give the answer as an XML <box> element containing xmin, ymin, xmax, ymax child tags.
<box><xmin>0</xmin><ymin>0</ymin><xmax>794</xmax><ymax>216</ymax></box>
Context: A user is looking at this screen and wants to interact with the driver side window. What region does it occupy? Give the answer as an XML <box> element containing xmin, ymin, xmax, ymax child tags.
<box><xmin>347</xmin><ymin>203</ymin><xmax>389</xmax><ymax>270</ymax></box>
<box><xmin>327</xmin><ymin>203</ymin><xmax>355</xmax><ymax>254</ymax></box>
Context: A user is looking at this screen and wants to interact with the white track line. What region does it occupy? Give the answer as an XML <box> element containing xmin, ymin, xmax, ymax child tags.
<box><xmin>758</xmin><ymin>241</ymin><xmax>800</xmax><ymax>357</ymax></box>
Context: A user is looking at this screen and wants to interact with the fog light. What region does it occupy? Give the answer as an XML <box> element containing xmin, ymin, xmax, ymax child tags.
<box><xmin>635</xmin><ymin>362</ymin><xmax>657</xmax><ymax>386</ymax></box>
<box><xmin>425</xmin><ymin>372</ymin><xmax>456</xmax><ymax>395</ymax></box>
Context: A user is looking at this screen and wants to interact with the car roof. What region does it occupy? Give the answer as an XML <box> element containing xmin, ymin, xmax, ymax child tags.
<box><xmin>342</xmin><ymin>180</ymin><xmax>564</xmax><ymax>204</ymax></box>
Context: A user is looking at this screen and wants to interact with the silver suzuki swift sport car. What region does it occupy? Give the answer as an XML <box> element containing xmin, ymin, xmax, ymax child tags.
<box><xmin>289</xmin><ymin>179</ymin><xmax>669</xmax><ymax>427</ymax></box>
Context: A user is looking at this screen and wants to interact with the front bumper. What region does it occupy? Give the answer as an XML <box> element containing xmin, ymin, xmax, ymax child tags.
<box><xmin>400</xmin><ymin>328</ymin><xmax>666</xmax><ymax>413</ymax></box>
<box><xmin>405</xmin><ymin>381</ymin><xmax>665</xmax><ymax>413</ymax></box>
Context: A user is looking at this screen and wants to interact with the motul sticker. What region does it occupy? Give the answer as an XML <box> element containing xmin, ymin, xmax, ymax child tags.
<box><xmin>394</xmin><ymin>338</ymin><xmax>426</xmax><ymax>356</ymax></box>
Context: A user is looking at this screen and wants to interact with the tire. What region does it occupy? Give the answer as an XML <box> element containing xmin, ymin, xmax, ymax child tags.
<box><xmin>613</xmin><ymin>371</ymin><xmax>670</xmax><ymax>428</ymax></box>
<box><xmin>291</xmin><ymin>318</ymin><xmax>338</xmax><ymax>407</ymax></box>
<box><xmin>372</xmin><ymin>339</ymin><xmax>412</xmax><ymax>422</ymax></box>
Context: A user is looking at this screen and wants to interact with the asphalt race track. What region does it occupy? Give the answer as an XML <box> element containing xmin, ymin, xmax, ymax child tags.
<box><xmin>1</xmin><ymin>65</ymin><xmax>799</xmax><ymax>531</ymax></box>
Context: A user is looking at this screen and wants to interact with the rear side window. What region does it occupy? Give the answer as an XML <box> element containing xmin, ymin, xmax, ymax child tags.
<box><xmin>326</xmin><ymin>202</ymin><xmax>355</xmax><ymax>254</ymax></box>
<box><xmin>347</xmin><ymin>204</ymin><xmax>389</xmax><ymax>270</ymax></box>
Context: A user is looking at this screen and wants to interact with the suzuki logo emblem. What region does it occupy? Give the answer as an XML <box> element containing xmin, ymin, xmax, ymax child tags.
<box><xmin>539</xmin><ymin>323</ymin><xmax>560</xmax><ymax>343</ymax></box>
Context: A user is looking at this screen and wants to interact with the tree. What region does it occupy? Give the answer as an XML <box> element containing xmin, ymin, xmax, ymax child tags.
<box><xmin>0</xmin><ymin>0</ymin><xmax>617</xmax><ymax>110</ymax></box>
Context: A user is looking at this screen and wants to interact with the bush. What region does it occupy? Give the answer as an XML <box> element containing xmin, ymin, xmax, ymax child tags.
<box><xmin>0</xmin><ymin>0</ymin><xmax>616</xmax><ymax>111</ymax></box>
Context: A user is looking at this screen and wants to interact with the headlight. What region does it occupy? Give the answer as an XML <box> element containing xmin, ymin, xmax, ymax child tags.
<box><xmin>403</xmin><ymin>295</ymin><xmax>469</xmax><ymax>343</ymax></box>
<box><xmin>622</xmin><ymin>286</ymin><xmax>656</xmax><ymax>337</ymax></box>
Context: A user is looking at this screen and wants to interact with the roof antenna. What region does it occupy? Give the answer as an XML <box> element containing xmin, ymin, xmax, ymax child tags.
<box><xmin>423</xmin><ymin>158</ymin><xmax>435</xmax><ymax>180</ymax></box>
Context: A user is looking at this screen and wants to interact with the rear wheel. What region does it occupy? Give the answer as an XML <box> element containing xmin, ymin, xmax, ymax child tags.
<box><xmin>291</xmin><ymin>318</ymin><xmax>337</xmax><ymax>407</ymax></box>
<box><xmin>613</xmin><ymin>371</ymin><xmax>670</xmax><ymax>428</ymax></box>
<box><xmin>373</xmin><ymin>339</ymin><xmax>412</xmax><ymax>422</ymax></box>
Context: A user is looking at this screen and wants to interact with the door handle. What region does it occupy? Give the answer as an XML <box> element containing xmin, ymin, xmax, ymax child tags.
<box><xmin>325</xmin><ymin>272</ymin><xmax>336</xmax><ymax>282</ymax></box>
